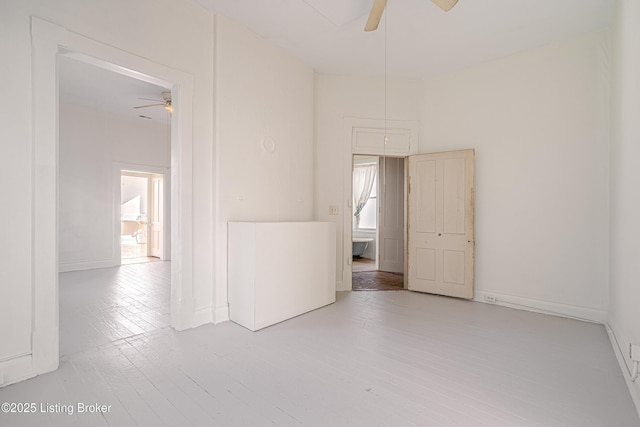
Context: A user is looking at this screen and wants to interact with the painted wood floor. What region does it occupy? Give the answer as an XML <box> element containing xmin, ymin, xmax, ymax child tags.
<box><xmin>0</xmin><ymin>262</ymin><xmax>638</xmax><ymax>426</ymax></box>
<box><xmin>58</xmin><ymin>262</ymin><xmax>171</xmax><ymax>357</ymax></box>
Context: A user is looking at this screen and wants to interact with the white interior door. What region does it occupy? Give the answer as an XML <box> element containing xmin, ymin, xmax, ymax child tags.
<box><xmin>149</xmin><ymin>176</ymin><xmax>164</xmax><ymax>259</ymax></box>
<box><xmin>378</xmin><ymin>157</ymin><xmax>405</xmax><ymax>274</ymax></box>
<box><xmin>408</xmin><ymin>149</ymin><xmax>475</xmax><ymax>299</ymax></box>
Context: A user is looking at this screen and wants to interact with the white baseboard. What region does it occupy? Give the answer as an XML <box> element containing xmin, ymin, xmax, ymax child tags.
<box><xmin>193</xmin><ymin>307</ymin><xmax>214</xmax><ymax>328</ymax></box>
<box><xmin>336</xmin><ymin>280</ymin><xmax>348</xmax><ymax>291</ymax></box>
<box><xmin>473</xmin><ymin>290</ymin><xmax>607</xmax><ymax>323</ymax></box>
<box><xmin>606</xmin><ymin>324</ymin><xmax>640</xmax><ymax>418</ymax></box>
<box><xmin>214</xmin><ymin>303</ymin><xmax>230</xmax><ymax>324</ymax></box>
<box><xmin>0</xmin><ymin>354</ymin><xmax>35</xmax><ymax>388</ymax></box>
<box><xmin>59</xmin><ymin>258</ymin><xmax>116</xmax><ymax>273</ymax></box>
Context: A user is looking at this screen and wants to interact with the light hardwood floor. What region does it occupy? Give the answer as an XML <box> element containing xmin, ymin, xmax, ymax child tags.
<box><xmin>352</xmin><ymin>257</ymin><xmax>376</xmax><ymax>272</ymax></box>
<box><xmin>0</xmin><ymin>262</ymin><xmax>638</xmax><ymax>426</ymax></box>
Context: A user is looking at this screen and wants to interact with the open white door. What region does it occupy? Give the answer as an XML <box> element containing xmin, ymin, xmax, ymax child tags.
<box><xmin>378</xmin><ymin>157</ymin><xmax>405</xmax><ymax>274</ymax></box>
<box><xmin>149</xmin><ymin>175</ymin><xmax>164</xmax><ymax>259</ymax></box>
<box><xmin>408</xmin><ymin>149</ymin><xmax>474</xmax><ymax>299</ymax></box>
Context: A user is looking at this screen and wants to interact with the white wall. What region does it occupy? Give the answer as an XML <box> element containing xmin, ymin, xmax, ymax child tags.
<box><xmin>215</xmin><ymin>15</ymin><xmax>315</xmax><ymax>320</ymax></box>
<box><xmin>314</xmin><ymin>75</ymin><xmax>422</xmax><ymax>289</ymax></box>
<box><xmin>0</xmin><ymin>0</ymin><xmax>213</xmax><ymax>372</ymax></box>
<box><xmin>0</xmin><ymin>2</ymin><xmax>32</xmax><ymax>365</ymax></box>
<box><xmin>420</xmin><ymin>31</ymin><xmax>611</xmax><ymax>321</ymax></box>
<box><xmin>58</xmin><ymin>103</ymin><xmax>168</xmax><ymax>271</ymax></box>
<box><xmin>610</xmin><ymin>0</ymin><xmax>640</xmax><ymax>407</ymax></box>
<box><xmin>315</xmin><ymin>31</ymin><xmax>611</xmax><ymax>314</ymax></box>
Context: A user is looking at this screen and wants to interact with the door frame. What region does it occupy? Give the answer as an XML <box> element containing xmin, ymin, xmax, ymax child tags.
<box><xmin>116</xmin><ymin>165</ymin><xmax>170</xmax><ymax>263</ymax></box>
<box><xmin>31</xmin><ymin>17</ymin><xmax>195</xmax><ymax>378</ymax></box>
<box><xmin>341</xmin><ymin>117</ymin><xmax>419</xmax><ymax>291</ymax></box>
<box><xmin>351</xmin><ymin>155</ymin><xmax>407</xmax><ymax>278</ymax></box>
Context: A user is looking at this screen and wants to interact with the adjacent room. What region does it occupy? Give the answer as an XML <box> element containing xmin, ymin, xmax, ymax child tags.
<box><xmin>120</xmin><ymin>171</ymin><xmax>165</xmax><ymax>265</ymax></box>
<box><xmin>56</xmin><ymin>54</ymin><xmax>173</xmax><ymax>357</ymax></box>
<box><xmin>352</xmin><ymin>154</ymin><xmax>406</xmax><ymax>291</ymax></box>
<box><xmin>1</xmin><ymin>0</ymin><xmax>639</xmax><ymax>425</ymax></box>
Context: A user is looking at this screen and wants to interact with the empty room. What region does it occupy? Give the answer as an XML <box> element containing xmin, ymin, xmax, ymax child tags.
<box><xmin>1</xmin><ymin>0</ymin><xmax>639</xmax><ymax>426</ymax></box>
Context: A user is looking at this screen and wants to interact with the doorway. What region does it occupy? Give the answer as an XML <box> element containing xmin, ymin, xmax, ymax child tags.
<box><xmin>349</xmin><ymin>150</ymin><xmax>475</xmax><ymax>297</ymax></box>
<box><xmin>120</xmin><ymin>171</ymin><xmax>166</xmax><ymax>265</ymax></box>
<box><xmin>351</xmin><ymin>155</ymin><xmax>406</xmax><ymax>291</ymax></box>
<box><xmin>57</xmin><ymin>53</ymin><xmax>174</xmax><ymax>356</ymax></box>
<box><xmin>31</xmin><ymin>18</ymin><xmax>195</xmax><ymax>377</ymax></box>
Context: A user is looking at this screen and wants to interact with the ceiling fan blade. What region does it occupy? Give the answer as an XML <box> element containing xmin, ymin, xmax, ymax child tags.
<box><xmin>137</xmin><ymin>97</ymin><xmax>163</xmax><ymax>102</ymax></box>
<box><xmin>431</xmin><ymin>0</ymin><xmax>458</xmax><ymax>12</ymax></box>
<box><xmin>134</xmin><ymin>103</ymin><xmax>165</xmax><ymax>109</ymax></box>
<box><xmin>365</xmin><ymin>0</ymin><xmax>387</xmax><ymax>32</ymax></box>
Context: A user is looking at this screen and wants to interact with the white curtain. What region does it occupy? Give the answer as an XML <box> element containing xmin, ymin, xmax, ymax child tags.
<box><xmin>353</xmin><ymin>164</ymin><xmax>377</xmax><ymax>225</ymax></box>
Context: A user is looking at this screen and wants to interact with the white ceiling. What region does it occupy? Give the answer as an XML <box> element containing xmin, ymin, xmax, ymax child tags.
<box><xmin>58</xmin><ymin>0</ymin><xmax>615</xmax><ymax>122</ymax></box>
<box><xmin>58</xmin><ymin>55</ymin><xmax>171</xmax><ymax>124</ymax></box>
<box><xmin>194</xmin><ymin>0</ymin><xmax>615</xmax><ymax>77</ymax></box>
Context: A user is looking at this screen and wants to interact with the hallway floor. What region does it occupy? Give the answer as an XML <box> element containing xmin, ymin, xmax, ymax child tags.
<box><xmin>352</xmin><ymin>270</ymin><xmax>404</xmax><ymax>291</ymax></box>
<box><xmin>352</xmin><ymin>257</ymin><xmax>376</xmax><ymax>272</ymax></box>
<box><xmin>352</xmin><ymin>257</ymin><xmax>404</xmax><ymax>291</ymax></box>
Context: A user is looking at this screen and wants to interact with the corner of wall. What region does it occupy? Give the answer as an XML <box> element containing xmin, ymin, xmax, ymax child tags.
<box><xmin>214</xmin><ymin>303</ymin><xmax>230</xmax><ymax>324</ymax></box>
<box><xmin>606</xmin><ymin>320</ymin><xmax>640</xmax><ymax>418</ymax></box>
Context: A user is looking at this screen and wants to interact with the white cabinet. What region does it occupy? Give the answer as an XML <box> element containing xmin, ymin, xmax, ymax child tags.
<box><xmin>228</xmin><ymin>221</ymin><xmax>336</xmax><ymax>331</ymax></box>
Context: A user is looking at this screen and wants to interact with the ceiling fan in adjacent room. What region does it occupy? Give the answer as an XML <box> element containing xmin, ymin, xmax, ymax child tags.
<box><xmin>133</xmin><ymin>91</ymin><xmax>173</xmax><ymax>113</ymax></box>
<box><xmin>365</xmin><ymin>0</ymin><xmax>459</xmax><ymax>31</ymax></box>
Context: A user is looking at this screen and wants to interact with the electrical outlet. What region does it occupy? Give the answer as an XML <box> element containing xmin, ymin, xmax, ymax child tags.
<box><xmin>329</xmin><ymin>205</ymin><xmax>339</xmax><ymax>215</ymax></box>
<box><xmin>631</xmin><ymin>344</ymin><xmax>640</xmax><ymax>362</ymax></box>
<box><xmin>485</xmin><ymin>295</ymin><xmax>497</xmax><ymax>303</ymax></box>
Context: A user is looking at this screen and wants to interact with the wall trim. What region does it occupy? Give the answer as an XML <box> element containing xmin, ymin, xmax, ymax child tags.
<box><xmin>0</xmin><ymin>354</ymin><xmax>34</xmax><ymax>387</ymax></box>
<box><xmin>59</xmin><ymin>259</ymin><xmax>115</xmax><ymax>273</ymax></box>
<box><xmin>342</xmin><ymin>117</ymin><xmax>419</xmax><ymax>292</ymax></box>
<box><xmin>214</xmin><ymin>303</ymin><xmax>230</xmax><ymax>324</ymax></box>
<box><xmin>192</xmin><ymin>307</ymin><xmax>214</xmax><ymax>329</ymax></box>
<box><xmin>473</xmin><ymin>290</ymin><xmax>607</xmax><ymax>323</ymax></box>
<box><xmin>606</xmin><ymin>323</ymin><xmax>640</xmax><ymax>418</ymax></box>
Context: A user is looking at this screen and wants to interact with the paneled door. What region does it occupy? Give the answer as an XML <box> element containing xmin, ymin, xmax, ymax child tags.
<box><xmin>407</xmin><ymin>149</ymin><xmax>475</xmax><ymax>299</ymax></box>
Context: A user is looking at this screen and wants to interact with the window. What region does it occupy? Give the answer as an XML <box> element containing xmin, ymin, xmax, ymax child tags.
<box><xmin>358</xmin><ymin>173</ymin><xmax>377</xmax><ymax>229</ymax></box>
<box><xmin>353</xmin><ymin>162</ymin><xmax>378</xmax><ymax>230</ymax></box>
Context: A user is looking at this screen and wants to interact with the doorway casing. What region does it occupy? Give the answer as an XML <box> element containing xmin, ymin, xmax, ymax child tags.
<box><xmin>341</xmin><ymin>117</ymin><xmax>419</xmax><ymax>291</ymax></box>
<box><xmin>30</xmin><ymin>17</ymin><xmax>196</xmax><ymax>379</ymax></box>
